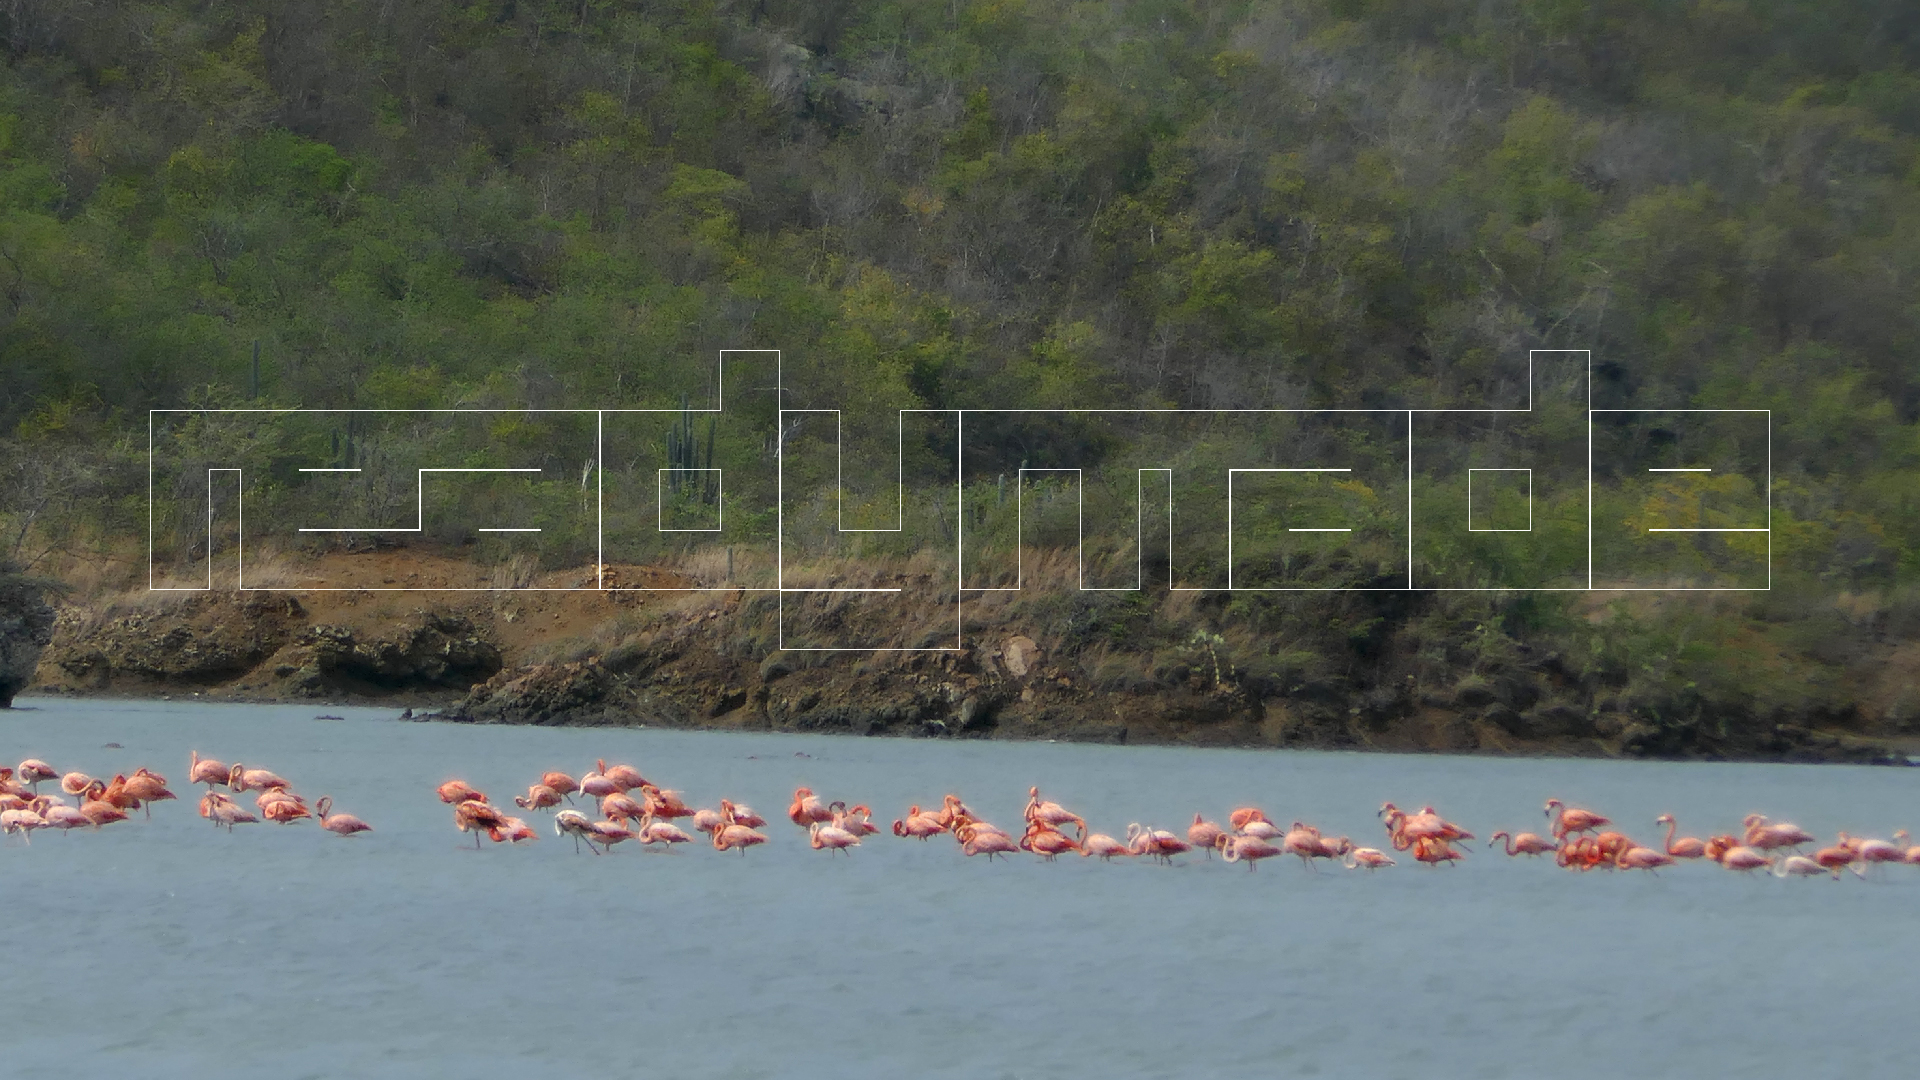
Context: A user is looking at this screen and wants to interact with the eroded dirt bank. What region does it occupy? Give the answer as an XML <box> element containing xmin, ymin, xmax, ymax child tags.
<box><xmin>28</xmin><ymin>550</ymin><xmax>1920</xmax><ymax>765</ymax></box>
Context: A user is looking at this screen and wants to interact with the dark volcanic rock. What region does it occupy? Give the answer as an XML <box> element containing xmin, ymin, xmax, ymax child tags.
<box><xmin>449</xmin><ymin>659</ymin><xmax>690</xmax><ymax>726</ymax></box>
<box><xmin>282</xmin><ymin>613</ymin><xmax>500</xmax><ymax>694</ymax></box>
<box><xmin>0</xmin><ymin>566</ymin><xmax>57</xmax><ymax>707</ymax></box>
<box><xmin>47</xmin><ymin>594</ymin><xmax>303</xmax><ymax>688</ymax></box>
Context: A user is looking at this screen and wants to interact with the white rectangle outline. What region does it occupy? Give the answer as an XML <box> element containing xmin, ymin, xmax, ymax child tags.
<box><xmin>656</xmin><ymin>468</ymin><xmax>724</xmax><ymax>532</ymax></box>
<box><xmin>1466</xmin><ymin>468</ymin><xmax>1533</xmax><ymax>532</ymax></box>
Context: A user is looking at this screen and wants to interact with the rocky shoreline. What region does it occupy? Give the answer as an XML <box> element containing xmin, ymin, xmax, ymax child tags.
<box><xmin>25</xmin><ymin>590</ymin><xmax>1918</xmax><ymax>767</ymax></box>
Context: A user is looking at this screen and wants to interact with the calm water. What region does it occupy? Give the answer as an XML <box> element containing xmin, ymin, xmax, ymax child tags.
<box><xmin>1</xmin><ymin>696</ymin><xmax>1913</xmax><ymax>1078</ymax></box>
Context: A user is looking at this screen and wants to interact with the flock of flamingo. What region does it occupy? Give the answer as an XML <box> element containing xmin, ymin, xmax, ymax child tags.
<box><xmin>6</xmin><ymin>750</ymin><xmax>1919</xmax><ymax>879</ymax></box>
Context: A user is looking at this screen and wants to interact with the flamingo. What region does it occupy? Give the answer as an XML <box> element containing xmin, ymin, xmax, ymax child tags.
<box><xmin>1771</xmin><ymin>854</ymin><xmax>1826</xmax><ymax>879</ymax></box>
<box><xmin>1615</xmin><ymin>846</ymin><xmax>1675</xmax><ymax>872</ymax></box>
<box><xmin>0</xmin><ymin>805</ymin><xmax>46</xmax><ymax>840</ymax></box>
<box><xmin>1743</xmin><ymin>815</ymin><xmax>1815</xmax><ymax>852</ymax></box>
<box><xmin>1654</xmin><ymin>814</ymin><xmax>1707</xmax><ymax>858</ymax></box>
<box><xmin>1811</xmin><ymin>842</ymin><xmax>1862</xmax><ymax>879</ymax></box>
<box><xmin>1838</xmin><ymin>832</ymin><xmax>1904</xmax><ymax>869</ymax></box>
<box><xmin>893</xmin><ymin>805</ymin><xmax>947</xmax><ymax>839</ymax></box>
<box><xmin>555</xmin><ymin>809</ymin><xmax>598</xmax><ymax>853</ymax></box>
<box><xmin>1238</xmin><ymin>819</ymin><xmax>1282</xmax><ymax>840</ymax></box>
<box><xmin>1282</xmin><ymin>823</ymin><xmax>1329</xmax><ymax>870</ymax></box>
<box><xmin>600</xmin><ymin>760</ymin><xmax>648</xmax><ymax>791</ymax></box>
<box><xmin>15</xmin><ymin>759</ymin><xmax>56</xmax><ymax>793</ymax></box>
<box><xmin>122</xmin><ymin>768</ymin><xmax>175</xmax><ymax>817</ymax></box>
<box><xmin>810</xmin><ymin>821</ymin><xmax>862</xmax><ymax>856</ymax></box>
<box><xmin>1714</xmin><ymin>843</ymin><xmax>1772</xmax><ymax>873</ymax></box>
<box><xmin>436</xmin><ymin>779</ymin><xmax>487</xmax><ymax>805</ymax></box>
<box><xmin>934</xmin><ymin>794</ymin><xmax>975</xmax><ymax>828</ymax></box>
<box><xmin>228</xmin><ymin>764</ymin><xmax>290</xmax><ymax>792</ymax></box>
<box><xmin>453</xmin><ymin>798</ymin><xmax>509</xmax><ymax>847</ymax></box>
<box><xmin>1025</xmin><ymin>787</ymin><xmax>1087</xmax><ymax>839</ymax></box>
<box><xmin>587</xmin><ymin>819</ymin><xmax>634</xmax><ymax>852</ymax></box>
<box><xmin>957</xmin><ymin>823</ymin><xmax>1017</xmax><ymax>860</ymax></box>
<box><xmin>41</xmin><ymin>802</ymin><xmax>90</xmax><ymax>832</ymax></box>
<box><xmin>1413</xmin><ymin>839</ymin><xmax>1466</xmax><ymax>867</ymax></box>
<box><xmin>637</xmin><ymin>815</ymin><xmax>693</xmax><ymax>847</ymax></box>
<box><xmin>639</xmin><ymin>786</ymin><xmax>695</xmax><ymax>820</ymax></box>
<box><xmin>1216</xmin><ymin>832</ymin><xmax>1281</xmax><ymax>870</ymax></box>
<box><xmin>1544</xmin><ymin>798</ymin><xmax>1610</xmax><ymax>839</ymax></box>
<box><xmin>788</xmin><ymin>787</ymin><xmax>833</xmax><ymax>828</ymax></box>
<box><xmin>690</xmin><ymin>807</ymin><xmax>725</xmax><ymax>835</ymax></box>
<box><xmin>188</xmin><ymin>752</ymin><xmax>229</xmax><ymax>790</ymax></box>
<box><xmin>260</xmin><ymin>793</ymin><xmax>311</xmax><ymax>824</ymax></box>
<box><xmin>1020</xmin><ymin>822</ymin><xmax>1080</xmax><ymax>860</ymax></box>
<box><xmin>1188</xmin><ymin>813</ymin><xmax>1225</xmax><ymax>855</ymax></box>
<box><xmin>578</xmin><ymin>767</ymin><xmax>620</xmax><ymax>806</ymax></box>
<box><xmin>60</xmin><ymin>772</ymin><xmax>96</xmax><ymax>803</ymax></box>
<box><xmin>1126</xmin><ymin>823</ymin><xmax>1191</xmax><ymax>863</ymax></box>
<box><xmin>842</xmin><ymin>804</ymin><xmax>881</xmax><ymax>837</ymax></box>
<box><xmin>1229</xmin><ymin>807</ymin><xmax>1270</xmax><ymax>830</ymax></box>
<box><xmin>515</xmin><ymin>784</ymin><xmax>562</xmax><ymax>812</ymax></box>
<box><xmin>601</xmin><ymin>791</ymin><xmax>647</xmax><ymax>828</ymax></box>
<box><xmin>1489</xmin><ymin>830</ymin><xmax>1557</xmax><ymax>857</ymax></box>
<box><xmin>1081</xmin><ymin>832</ymin><xmax>1132</xmax><ymax>860</ymax></box>
<box><xmin>97</xmin><ymin>774</ymin><xmax>143</xmax><ymax>812</ymax></box>
<box><xmin>540</xmin><ymin>771</ymin><xmax>580</xmax><ymax>802</ymax></box>
<box><xmin>1893</xmin><ymin>830</ymin><xmax>1920</xmax><ymax>865</ymax></box>
<box><xmin>728</xmin><ymin>804</ymin><xmax>768</xmax><ymax>829</ymax></box>
<box><xmin>199</xmin><ymin>791</ymin><xmax>257</xmax><ymax>831</ymax></box>
<box><xmin>1345</xmin><ymin>847</ymin><xmax>1395</xmax><ymax>870</ymax></box>
<box><xmin>79</xmin><ymin>781</ymin><xmax>130</xmax><ymax>827</ymax></box>
<box><xmin>713</xmin><ymin>821</ymin><xmax>768</xmax><ymax>854</ymax></box>
<box><xmin>316</xmin><ymin>797</ymin><xmax>371</xmax><ymax>836</ymax></box>
<box><xmin>499</xmin><ymin>817</ymin><xmax>538</xmax><ymax>844</ymax></box>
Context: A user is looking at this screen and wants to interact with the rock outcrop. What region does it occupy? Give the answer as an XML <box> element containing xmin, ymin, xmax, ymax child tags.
<box><xmin>0</xmin><ymin>565</ymin><xmax>56</xmax><ymax>707</ymax></box>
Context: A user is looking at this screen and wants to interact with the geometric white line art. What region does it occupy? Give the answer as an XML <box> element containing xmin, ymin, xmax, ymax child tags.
<box><xmin>148</xmin><ymin>348</ymin><xmax>1774</xmax><ymax>650</ymax></box>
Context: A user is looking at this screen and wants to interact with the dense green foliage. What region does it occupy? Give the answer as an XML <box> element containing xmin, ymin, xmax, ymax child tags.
<box><xmin>3</xmin><ymin>1</ymin><xmax>1919</xmax><ymax>748</ymax></box>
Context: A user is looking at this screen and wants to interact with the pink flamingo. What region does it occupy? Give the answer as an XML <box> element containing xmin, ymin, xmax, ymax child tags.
<box><xmin>587</xmin><ymin>819</ymin><xmax>633</xmax><ymax>852</ymax></box>
<box><xmin>1025</xmin><ymin>787</ymin><xmax>1087</xmax><ymax>839</ymax></box>
<box><xmin>453</xmin><ymin>798</ymin><xmax>509</xmax><ymax>847</ymax></box>
<box><xmin>1188</xmin><ymin>813</ymin><xmax>1225</xmax><ymax>855</ymax></box>
<box><xmin>713</xmin><ymin>821</ymin><xmax>768</xmax><ymax>854</ymax></box>
<box><xmin>316</xmin><ymin>797</ymin><xmax>371</xmax><ymax>836</ymax></box>
<box><xmin>228</xmin><ymin>764</ymin><xmax>289</xmax><ymax>793</ymax></box>
<box><xmin>1812</xmin><ymin>842</ymin><xmax>1862</xmax><ymax>879</ymax></box>
<box><xmin>1544</xmin><ymin>798</ymin><xmax>1610</xmax><ymax>839</ymax></box>
<box><xmin>1615</xmin><ymin>846</ymin><xmax>1676</xmax><ymax>872</ymax></box>
<box><xmin>515</xmin><ymin>784</ymin><xmax>562</xmax><ymax>812</ymax></box>
<box><xmin>600</xmin><ymin>760</ymin><xmax>647</xmax><ymax>791</ymax></box>
<box><xmin>578</xmin><ymin>767</ymin><xmax>620</xmax><ymax>806</ymax></box>
<box><xmin>1743</xmin><ymin>815</ymin><xmax>1815</xmax><ymax>852</ymax></box>
<box><xmin>437</xmin><ymin>779</ymin><xmax>486</xmax><ymax>805</ymax></box>
<box><xmin>1771</xmin><ymin>854</ymin><xmax>1827</xmax><ymax>879</ymax></box>
<box><xmin>1839</xmin><ymin>832</ymin><xmax>1904</xmax><ymax>869</ymax></box>
<box><xmin>1081</xmin><ymin>832</ymin><xmax>1132</xmax><ymax>861</ymax></box>
<box><xmin>540</xmin><ymin>771</ymin><xmax>580</xmax><ymax>802</ymax></box>
<box><xmin>1893</xmin><ymin>830</ymin><xmax>1920</xmax><ymax>865</ymax></box>
<box><xmin>810</xmin><ymin>821</ymin><xmax>862</xmax><ymax>855</ymax></box>
<box><xmin>41</xmin><ymin>801</ymin><xmax>89</xmax><ymax>832</ymax></box>
<box><xmin>199</xmin><ymin>791</ymin><xmax>257</xmax><ymax>831</ymax></box>
<box><xmin>1228</xmin><ymin>807</ymin><xmax>1270</xmax><ymax>830</ymax></box>
<box><xmin>1</xmin><ymin>805</ymin><xmax>46</xmax><ymax>840</ymax></box>
<box><xmin>1654</xmin><ymin>815</ymin><xmax>1706</xmax><ymax>858</ymax></box>
<box><xmin>1216</xmin><ymin>832</ymin><xmax>1281</xmax><ymax>870</ymax></box>
<box><xmin>842</xmin><ymin>804</ymin><xmax>881</xmax><ymax>837</ymax></box>
<box><xmin>188</xmin><ymin>752</ymin><xmax>229</xmax><ymax>790</ymax></box>
<box><xmin>958</xmin><ymin>824</ymin><xmax>1018</xmax><ymax>860</ymax></box>
<box><xmin>788</xmin><ymin>787</ymin><xmax>834</xmax><ymax>828</ymax></box>
<box><xmin>1020</xmin><ymin>822</ymin><xmax>1079</xmax><ymax>860</ymax></box>
<box><xmin>637</xmin><ymin>815</ymin><xmax>693</xmax><ymax>847</ymax></box>
<box><xmin>1345</xmin><ymin>847</ymin><xmax>1395</xmax><ymax>870</ymax></box>
<box><xmin>892</xmin><ymin>805</ymin><xmax>946</xmax><ymax>840</ymax></box>
<box><xmin>59</xmin><ymin>772</ymin><xmax>96</xmax><ymax>803</ymax></box>
<box><xmin>15</xmin><ymin>759</ymin><xmax>56</xmax><ymax>793</ymax></box>
<box><xmin>690</xmin><ymin>807</ymin><xmax>725</xmax><ymax>835</ymax></box>
<box><xmin>1715</xmin><ymin>843</ymin><xmax>1772</xmax><ymax>873</ymax></box>
<box><xmin>1489</xmin><ymin>830</ymin><xmax>1557</xmax><ymax>857</ymax></box>
<box><xmin>499</xmin><ymin>817</ymin><xmax>538</xmax><ymax>844</ymax></box>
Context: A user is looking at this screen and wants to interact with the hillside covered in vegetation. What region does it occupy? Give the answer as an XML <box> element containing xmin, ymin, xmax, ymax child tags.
<box><xmin>4</xmin><ymin>1</ymin><xmax>1919</xmax><ymax>757</ymax></box>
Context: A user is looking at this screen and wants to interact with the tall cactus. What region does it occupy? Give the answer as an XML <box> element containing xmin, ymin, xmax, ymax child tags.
<box><xmin>665</xmin><ymin>395</ymin><xmax>717</xmax><ymax>503</ymax></box>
